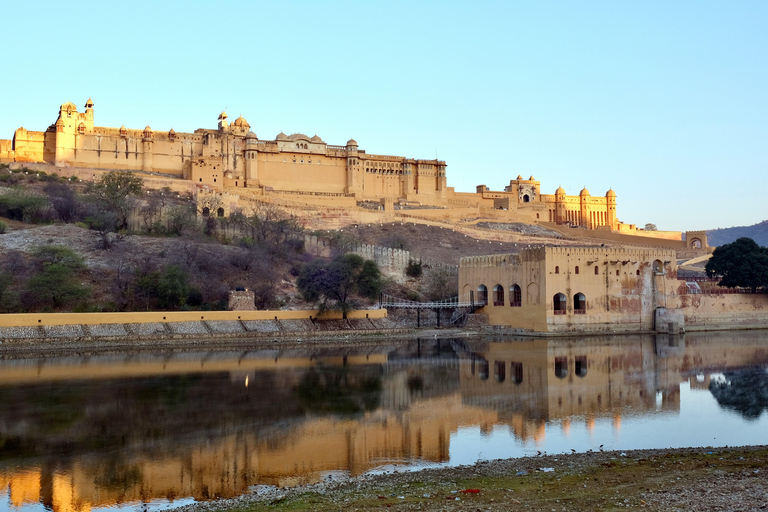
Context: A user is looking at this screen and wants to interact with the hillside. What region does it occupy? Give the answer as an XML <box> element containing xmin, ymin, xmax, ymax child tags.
<box><xmin>708</xmin><ymin>220</ymin><xmax>768</xmax><ymax>247</ymax></box>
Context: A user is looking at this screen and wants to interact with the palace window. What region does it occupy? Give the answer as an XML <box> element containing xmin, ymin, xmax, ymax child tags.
<box><xmin>594</xmin><ymin>265</ymin><xmax>599</xmax><ymax>275</ymax></box>
<box><xmin>554</xmin><ymin>266</ymin><xmax>560</xmax><ymax>274</ymax></box>
<box><xmin>575</xmin><ymin>266</ymin><xmax>579</xmax><ymax>274</ymax></box>
<box><xmin>493</xmin><ymin>284</ymin><xmax>504</xmax><ymax>306</ymax></box>
<box><xmin>510</xmin><ymin>284</ymin><xmax>521</xmax><ymax>307</ymax></box>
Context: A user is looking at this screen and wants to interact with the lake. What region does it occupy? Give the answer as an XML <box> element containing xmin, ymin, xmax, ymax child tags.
<box><xmin>1</xmin><ymin>331</ymin><xmax>767</xmax><ymax>512</ymax></box>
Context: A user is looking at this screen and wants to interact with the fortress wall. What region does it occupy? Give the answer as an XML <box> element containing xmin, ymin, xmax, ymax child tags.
<box><xmin>257</xmin><ymin>153</ymin><xmax>347</xmax><ymax>194</ymax></box>
<box><xmin>538</xmin><ymin>222</ymin><xmax>685</xmax><ymax>249</ymax></box>
<box><xmin>627</xmin><ymin>230</ymin><xmax>683</xmax><ymax>241</ymax></box>
<box><xmin>265</xmin><ymin>192</ymin><xmax>356</xmax><ymax>208</ymax></box>
<box><xmin>302</xmin><ymin>235</ymin><xmax>456</xmax><ymax>277</ymax></box>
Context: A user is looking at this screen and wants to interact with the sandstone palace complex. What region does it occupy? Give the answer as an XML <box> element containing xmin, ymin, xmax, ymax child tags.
<box><xmin>2</xmin><ymin>99</ymin><xmax>640</xmax><ymax>232</ymax></box>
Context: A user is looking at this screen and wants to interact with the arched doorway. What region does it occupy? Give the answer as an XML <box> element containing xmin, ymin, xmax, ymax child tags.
<box><xmin>573</xmin><ymin>292</ymin><xmax>586</xmax><ymax>314</ymax></box>
<box><xmin>477</xmin><ymin>285</ymin><xmax>488</xmax><ymax>305</ymax></box>
<box><xmin>553</xmin><ymin>293</ymin><xmax>567</xmax><ymax>314</ymax></box>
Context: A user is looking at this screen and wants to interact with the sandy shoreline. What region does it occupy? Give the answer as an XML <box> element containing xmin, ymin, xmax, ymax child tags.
<box><xmin>170</xmin><ymin>446</ymin><xmax>768</xmax><ymax>511</ymax></box>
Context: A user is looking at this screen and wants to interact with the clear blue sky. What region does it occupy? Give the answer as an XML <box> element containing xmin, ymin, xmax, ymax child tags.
<box><xmin>1</xmin><ymin>1</ymin><xmax>766</xmax><ymax>231</ymax></box>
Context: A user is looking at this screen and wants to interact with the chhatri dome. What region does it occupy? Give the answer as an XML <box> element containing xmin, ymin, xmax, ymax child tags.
<box><xmin>555</xmin><ymin>185</ymin><xmax>566</xmax><ymax>195</ymax></box>
<box><xmin>346</xmin><ymin>138</ymin><xmax>358</xmax><ymax>146</ymax></box>
<box><xmin>606</xmin><ymin>188</ymin><xmax>616</xmax><ymax>197</ymax></box>
<box><xmin>580</xmin><ymin>187</ymin><xmax>590</xmax><ymax>196</ymax></box>
<box><xmin>233</xmin><ymin>115</ymin><xmax>249</xmax><ymax>128</ymax></box>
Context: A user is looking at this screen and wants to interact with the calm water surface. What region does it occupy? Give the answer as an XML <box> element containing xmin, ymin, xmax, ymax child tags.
<box><xmin>1</xmin><ymin>331</ymin><xmax>767</xmax><ymax>512</ymax></box>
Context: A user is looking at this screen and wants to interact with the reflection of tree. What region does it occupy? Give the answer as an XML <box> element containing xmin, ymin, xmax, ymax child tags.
<box><xmin>709</xmin><ymin>367</ymin><xmax>768</xmax><ymax>420</ymax></box>
<box><xmin>296</xmin><ymin>368</ymin><xmax>382</xmax><ymax>415</ymax></box>
<box><xmin>94</xmin><ymin>460</ymin><xmax>143</xmax><ymax>492</ymax></box>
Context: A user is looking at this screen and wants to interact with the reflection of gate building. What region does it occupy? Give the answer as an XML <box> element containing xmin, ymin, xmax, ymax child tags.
<box><xmin>457</xmin><ymin>338</ymin><xmax>671</xmax><ymax>441</ymax></box>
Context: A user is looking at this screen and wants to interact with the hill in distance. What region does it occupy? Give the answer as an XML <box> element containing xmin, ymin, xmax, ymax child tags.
<box><xmin>707</xmin><ymin>220</ymin><xmax>768</xmax><ymax>247</ymax></box>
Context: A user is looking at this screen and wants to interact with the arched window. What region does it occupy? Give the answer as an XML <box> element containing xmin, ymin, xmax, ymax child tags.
<box><xmin>594</xmin><ymin>265</ymin><xmax>599</xmax><ymax>275</ymax></box>
<box><xmin>616</xmin><ymin>269</ymin><xmax>620</xmax><ymax>276</ymax></box>
<box><xmin>575</xmin><ymin>266</ymin><xmax>579</xmax><ymax>274</ymax></box>
<box><xmin>636</xmin><ymin>269</ymin><xmax>640</xmax><ymax>276</ymax></box>
<box><xmin>523</xmin><ymin>194</ymin><xmax>530</xmax><ymax>203</ymax></box>
<box><xmin>555</xmin><ymin>266</ymin><xmax>560</xmax><ymax>274</ymax></box>
<box><xmin>493</xmin><ymin>284</ymin><xmax>504</xmax><ymax>306</ymax></box>
<box><xmin>574</xmin><ymin>293</ymin><xmax>586</xmax><ymax>314</ymax></box>
<box><xmin>510</xmin><ymin>284</ymin><xmax>521</xmax><ymax>307</ymax></box>
<box><xmin>217</xmin><ymin>207</ymin><xmax>225</xmax><ymax>217</ymax></box>
<box><xmin>202</xmin><ymin>207</ymin><xmax>210</xmax><ymax>217</ymax></box>
<box><xmin>477</xmin><ymin>285</ymin><xmax>488</xmax><ymax>305</ymax></box>
<box><xmin>495</xmin><ymin>361</ymin><xmax>505</xmax><ymax>382</ymax></box>
<box><xmin>553</xmin><ymin>293</ymin><xmax>567</xmax><ymax>314</ymax></box>
<box><xmin>653</xmin><ymin>260</ymin><xmax>663</xmax><ymax>273</ymax></box>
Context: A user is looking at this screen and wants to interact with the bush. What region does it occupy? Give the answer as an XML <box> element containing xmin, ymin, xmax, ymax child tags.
<box><xmin>0</xmin><ymin>220</ymin><xmax>7</xmax><ymax>234</ymax></box>
<box><xmin>0</xmin><ymin>193</ymin><xmax>52</xmax><ymax>223</ymax></box>
<box><xmin>406</xmin><ymin>260</ymin><xmax>423</xmax><ymax>278</ymax></box>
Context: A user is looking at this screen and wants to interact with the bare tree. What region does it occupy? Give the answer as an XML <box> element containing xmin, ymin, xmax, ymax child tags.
<box><xmin>421</xmin><ymin>265</ymin><xmax>458</xmax><ymax>301</ymax></box>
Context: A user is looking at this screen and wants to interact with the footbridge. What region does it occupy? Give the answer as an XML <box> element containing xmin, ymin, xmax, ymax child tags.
<box><xmin>377</xmin><ymin>293</ymin><xmax>486</xmax><ymax>327</ymax></box>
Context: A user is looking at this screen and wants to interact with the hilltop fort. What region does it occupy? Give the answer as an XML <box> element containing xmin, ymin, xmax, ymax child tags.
<box><xmin>1</xmin><ymin>99</ymin><xmax>659</xmax><ymax>234</ymax></box>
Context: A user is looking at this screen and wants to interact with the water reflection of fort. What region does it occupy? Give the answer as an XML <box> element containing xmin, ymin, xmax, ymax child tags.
<box><xmin>1</xmin><ymin>333</ymin><xmax>767</xmax><ymax>512</ymax></box>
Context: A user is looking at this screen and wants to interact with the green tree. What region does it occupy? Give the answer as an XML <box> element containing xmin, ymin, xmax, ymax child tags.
<box><xmin>705</xmin><ymin>237</ymin><xmax>768</xmax><ymax>292</ymax></box>
<box><xmin>26</xmin><ymin>246</ymin><xmax>90</xmax><ymax>309</ymax></box>
<box><xmin>297</xmin><ymin>254</ymin><xmax>382</xmax><ymax>318</ymax></box>
<box><xmin>90</xmin><ymin>171</ymin><xmax>143</xmax><ymax>230</ymax></box>
<box><xmin>157</xmin><ymin>264</ymin><xmax>191</xmax><ymax>309</ymax></box>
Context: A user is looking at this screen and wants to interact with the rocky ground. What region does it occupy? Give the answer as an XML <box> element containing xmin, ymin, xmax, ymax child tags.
<box><xmin>173</xmin><ymin>446</ymin><xmax>768</xmax><ymax>512</ymax></box>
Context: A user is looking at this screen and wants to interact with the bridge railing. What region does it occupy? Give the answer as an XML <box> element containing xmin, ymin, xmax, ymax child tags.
<box><xmin>378</xmin><ymin>293</ymin><xmax>481</xmax><ymax>309</ymax></box>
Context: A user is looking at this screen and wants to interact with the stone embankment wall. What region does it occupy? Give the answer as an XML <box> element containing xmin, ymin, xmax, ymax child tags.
<box><xmin>678</xmin><ymin>293</ymin><xmax>768</xmax><ymax>332</ymax></box>
<box><xmin>0</xmin><ymin>309</ymin><xmax>405</xmax><ymax>342</ymax></box>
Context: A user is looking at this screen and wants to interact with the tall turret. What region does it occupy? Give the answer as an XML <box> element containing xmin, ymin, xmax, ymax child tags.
<box><xmin>244</xmin><ymin>131</ymin><xmax>259</xmax><ymax>187</ymax></box>
<box><xmin>606</xmin><ymin>188</ymin><xmax>617</xmax><ymax>229</ymax></box>
<box><xmin>579</xmin><ymin>187</ymin><xmax>590</xmax><ymax>228</ymax></box>
<box><xmin>555</xmin><ymin>185</ymin><xmax>566</xmax><ymax>224</ymax></box>
<box><xmin>142</xmin><ymin>126</ymin><xmax>153</xmax><ymax>172</ymax></box>
<box><xmin>218</xmin><ymin>112</ymin><xmax>229</xmax><ymax>133</ymax></box>
<box><xmin>83</xmin><ymin>98</ymin><xmax>94</xmax><ymax>131</ymax></box>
